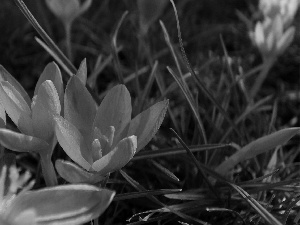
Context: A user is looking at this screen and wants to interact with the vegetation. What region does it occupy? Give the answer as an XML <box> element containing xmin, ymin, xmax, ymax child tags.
<box><xmin>0</xmin><ymin>0</ymin><xmax>299</xmax><ymax>224</ymax></box>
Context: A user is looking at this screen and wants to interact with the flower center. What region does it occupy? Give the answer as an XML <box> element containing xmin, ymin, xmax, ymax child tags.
<box><xmin>92</xmin><ymin>126</ymin><xmax>115</xmax><ymax>161</ymax></box>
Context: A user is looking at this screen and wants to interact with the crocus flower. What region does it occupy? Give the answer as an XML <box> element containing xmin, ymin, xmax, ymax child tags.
<box><xmin>259</xmin><ymin>0</ymin><xmax>299</xmax><ymax>28</ymax></box>
<box><xmin>0</xmin><ymin>165</ymin><xmax>115</xmax><ymax>225</ymax></box>
<box><xmin>45</xmin><ymin>0</ymin><xmax>92</xmax><ymax>60</ymax></box>
<box><xmin>55</xmin><ymin>75</ymin><xmax>168</xmax><ymax>183</ymax></box>
<box><xmin>250</xmin><ymin>15</ymin><xmax>295</xmax><ymax>60</ymax></box>
<box><xmin>137</xmin><ymin>0</ymin><xmax>169</xmax><ymax>35</ymax></box>
<box><xmin>45</xmin><ymin>0</ymin><xmax>92</xmax><ymax>27</ymax></box>
<box><xmin>0</xmin><ymin>62</ymin><xmax>63</xmax><ymax>186</ymax></box>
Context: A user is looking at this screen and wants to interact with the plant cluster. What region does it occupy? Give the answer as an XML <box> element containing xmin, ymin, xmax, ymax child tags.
<box><xmin>0</xmin><ymin>0</ymin><xmax>299</xmax><ymax>224</ymax></box>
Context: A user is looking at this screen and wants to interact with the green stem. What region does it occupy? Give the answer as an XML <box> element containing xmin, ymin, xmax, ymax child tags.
<box><xmin>250</xmin><ymin>57</ymin><xmax>276</xmax><ymax>100</ymax></box>
<box><xmin>40</xmin><ymin>152</ymin><xmax>57</xmax><ymax>186</ymax></box>
<box><xmin>65</xmin><ymin>22</ymin><xmax>73</xmax><ymax>62</ymax></box>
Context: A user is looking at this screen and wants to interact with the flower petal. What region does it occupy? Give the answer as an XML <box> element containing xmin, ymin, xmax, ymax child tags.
<box><xmin>45</xmin><ymin>0</ymin><xmax>80</xmax><ymax>24</ymax></box>
<box><xmin>0</xmin><ymin>129</ymin><xmax>49</xmax><ymax>153</ymax></box>
<box><xmin>32</xmin><ymin>81</ymin><xmax>61</xmax><ymax>142</ymax></box>
<box><xmin>6</xmin><ymin>184</ymin><xmax>115</xmax><ymax>225</ymax></box>
<box><xmin>12</xmin><ymin>209</ymin><xmax>37</xmax><ymax>225</ymax></box>
<box><xmin>55</xmin><ymin>160</ymin><xmax>106</xmax><ymax>184</ymax></box>
<box><xmin>92</xmin><ymin>135</ymin><xmax>137</xmax><ymax>175</ymax></box>
<box><xmin>55</xmin><ymin>116</ymin><xmax>92</xmax><ymax>170</ymax></box>
<box><xmin>0</xmin><ymin>81</ymin><xmax>33</xmax><ymax>135</ymax></box>
<box><xmin>0</xmin><ymin>100</ymin><xmax>6</xmax><ymax>128</ymax></box>
<box><xmin>77</xmin><ymin>0</ymin><xmax>92</xmax><ymax>17</ymax></box>
<box><xmin>76</xmin><ymin>58</ymin><xmax>87</xmax><ymax>85</ymax></box>
<box><xmin>127</xmin><ymin>100</ymin><xmax>168</xmax><ymax>152</ymax></box>
<box><xmin>276</xmin><ymin>26</ymin><xmax>295</xmax><ymax>56</ymax></box>
<box><xmin>94</xmin><ymin>84</ymin><xmax>132</xmax><ymax>143</ymax></box>
<box><xmin>34</xmin><ymin>62</ymin><xmax>64</xmax><ymax>107</ymax></box>
<box><xmin>64</xmin><ymin>75</ymin><xmax>96</xmax><ymax>141</ymax></box>
<box><xmin>0</xmin><ymin>65</ymin><xmax>31</xmax><ymax>105</ymax></box>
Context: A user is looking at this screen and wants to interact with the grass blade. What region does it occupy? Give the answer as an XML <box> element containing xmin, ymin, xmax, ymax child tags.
<box><xmin>167</xmin><ymin>66</ymin><xmax>207</xmax><ymax>143</ymax></box>
<box><xmin>167</xmin><ymin>0</ymin><xmax>241</xmax><ymax>138</ymax></box>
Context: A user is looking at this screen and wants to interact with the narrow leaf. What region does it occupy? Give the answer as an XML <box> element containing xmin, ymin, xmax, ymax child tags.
<box><xmin>167</xmin><ymin>67</ymin><xmax>207</xmax><ymax>143</ymax></box>
<box><xmin>216</xmin><ymin>127</ymin><xmax>300</xmax><ymax>175</ymax></box>
<box><xmin>151</xmin><ymin>160</ymin><xmax>180</xmax><ymax>182</ymax></box>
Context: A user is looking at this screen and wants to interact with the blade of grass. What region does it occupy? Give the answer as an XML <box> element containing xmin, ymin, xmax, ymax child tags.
<box><xmin>120</xmin><ymin>170</ymin><xmax>208</xmax><ymax>225</ymax></box>
<box><xmin>168</xmin><ymin>0</ymin><xmax>241</xmax><ymax>138</ymax></box>
<box><xmin>111</xmin><ymin>11</ymin><xmax>128</xmax><ymax>84</ymax></box>
<box><xmin>206</xmin><ymin>207</ymin><xmax>246</xmax><ymax>225</ymax></box>
<box><xmin>155</xmin><ymin>70</ymin><xmax>181</xmax><ymax>134</ymax></box>
<box><xmin>167</xmin><ymin>67</ymin><xmax>207</xmax><ymax>143</ymax></box>
<box><xmin>114</xmin><ymin>189</ymin><xmax>182</xmax><ymax>201</ymax></box>
<box><xmin>133</xmin><ymin>144</ymin><xmax>230</xmax><ymax>161</ymax></box>
<box><xmin>170</xmin><ymin>128</ymin><xmax>221</xmax><ymax>201</ymax></box>
<box><xmin>138</xmin><ymin>61</ymin><xmax>159</xmax><ymax>112</ymax></box>
<box><xmin>35</xmin><ymin>37</ymin><xmax>73</xmax><ymax>78</ymax></box>
<box><xmin>219</xmin><ymin>35</ymin><xmax>241</xmax><ymax>113</ymax></box>
<box><xmin>228</xmin><ymin>183</ymin><xmax>283</xmax><ymax>225</ymax></box>
<box><xmin>220</xmin><ymin>95</ymin><xmax>273</xmax><ymax>143</ymax></box>
<box><xmin>216</xmin><ymin>127</ymin><xmax>300</xmax><ymax>176</ymax></box>
<box><xmin>150</xmin><ymin>159</ymin><xmax>180</xmax><ymax>182</ymax></box>
<box><xmin>160</xmin><ymin>21</ymin><xmax>207</xmax><ymax>143</ymax></box>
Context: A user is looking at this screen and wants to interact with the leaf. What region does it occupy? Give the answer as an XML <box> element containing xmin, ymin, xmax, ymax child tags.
<box><xmin>76</xmin><ymin>58</ymin><xmax>87</xmax><ymax>85</ymax></box>
<box><xmin>0</xmin><ymin>81</ymin><xmax>32</xmax><ymax>134</ymax></box>
<box><xmin>6</xmin><ymin>184</ymin><xmax>115</xmax><ymax>225</ymax></box>
<box><xmin>0</xmin><ymin>129</ymin><xmax>49</xmax><ymax>154</ymax></box>
<box><xmin>34</xmin><ymin>62</ymin><xmax>64</xmax><ymax>106</ymax></box>
<box><xmin>229</xmin><ymin>183</ymin><xmax>282</xmax><ymax>225</ymax></box>
<box><xmin>151</xmin><ymin>160</ymin><xmax>180</xmax><ymax>182</ymax></box>
<box><xmin>32</xmin><ymin>81</ymin><xmax>61</xmax><ymax>142</ymax></box>
<box><xmin>216</xmin><ymin>127</ymin><xmax>300</xmax><ymax>175</ymax></box>
<box><xmin>94</xmin><ymin>84</ymin><xmax>132</xmax><ymax>145</ymax></box>
<box><xmin>64</xmin><ymin>76</ymin><xmax>96</xmax><ymax>141</ymax></box>
<box><xmin>127</xmin><ymin>100</ymin><xmax>168</xmax><ymax>152</ymax></box>
<box><xmin>92</xmin><ymin>135</ymin><xmax>137</xmax><ymax>175</ymax></box>
<box><xmin>55</xmin><ymin>160</ymin><xmax>106</xmax><ymax>184</ymax></box>
<box><xmin>0</xmin><ymin>65</ymin><xmax>31</xmax><ymax>105</ymax></box>
<box><xmin>54</xmin><ymin>116</ymin><xmax>92</xmax><ymax>170</ymax></box>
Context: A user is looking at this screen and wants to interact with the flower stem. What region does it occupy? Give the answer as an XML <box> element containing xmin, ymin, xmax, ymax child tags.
<box><xmin>65</xmin><ymin>22</ymin><xmax>73</xmax><ymax>62</ymax></box>
<box><xmin>250</xmin><ymin>57</ymin><xmax>276</xmax><ymax>100</ymax></box>
<box><xmin>40</xmin><ymin>153</ymin><xmax>57</xmax><ymax>186</ymax></box>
